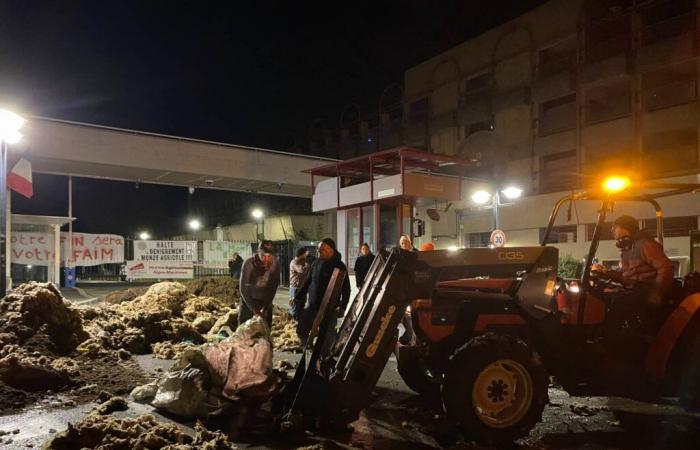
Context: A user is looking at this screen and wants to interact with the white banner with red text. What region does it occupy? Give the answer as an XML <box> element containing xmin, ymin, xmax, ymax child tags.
<box><xmin>11</xmin><ymin>232</ymin><xmax>125</xmax><ymax>266</ymax></box>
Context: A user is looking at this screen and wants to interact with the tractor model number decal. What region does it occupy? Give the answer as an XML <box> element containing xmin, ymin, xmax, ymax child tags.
<box><xmin>498</xmin><ymin>251</ymin><xmax>525</xmax><ymax>260</ymax></box>
<box><xmin>366</xmin><ymin>305</ymin><xmax>397</xmax><ymax>358</ymax></box>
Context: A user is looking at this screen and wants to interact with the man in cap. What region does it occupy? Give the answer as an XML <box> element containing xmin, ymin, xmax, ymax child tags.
<box><xmin>294</xmin><ymin>237</ymin><xmax>350</xmax><ymax>344</ymax></box>
<box><xmin>239</xmin><ymin>240</ymin><xmax>280</xmax><ymax>327</ymax></box>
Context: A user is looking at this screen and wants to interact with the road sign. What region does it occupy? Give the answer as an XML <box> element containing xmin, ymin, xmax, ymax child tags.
<box><xmin>490</xmin><ymin>229</ymin><xmax>506</xmax><ymax>248</ymax></box>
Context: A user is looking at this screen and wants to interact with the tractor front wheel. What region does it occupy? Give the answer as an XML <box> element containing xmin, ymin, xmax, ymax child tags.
<box><xmin>395</xmin><ymin>342</ymin><xmax>441</xmax><ymax>399</ymax></box>
<box><xmin>441</xmin><ymin>333</ymin><xmax>549</xmax><ymax>445</ymax></box>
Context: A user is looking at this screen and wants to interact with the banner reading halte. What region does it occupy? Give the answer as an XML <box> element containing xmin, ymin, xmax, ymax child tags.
<box><xmin>133</xmin><ymin>240</ymin><xmax>197</xmax><ymax>262</ymax></box>
<box><xmin>11</xmin><ymin>232</ymin><xmax>124</xmax><ymax>266</ymax></box>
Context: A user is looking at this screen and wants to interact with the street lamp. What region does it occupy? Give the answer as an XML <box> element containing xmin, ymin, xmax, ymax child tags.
<box><xmin>471</xmin><ymin>185</ymin><xmax>523</xmax><ymax>230</ymax></box>
<box><xmin>0</xmin><ymin>109</ymin><xmax>25</xmax><ymax>297</ymax></box>
<box><xmin>138</xmin><ymin>231</ymin><xmax>151</xmax><ymax>240</ymax></box>
<box><xmin>251</xmin><ymin>208</ymin><xmax>265</xmax><ymax>241</ymax></box>
<box><xmin>188</xmin><ymin>219</ymin><xmax>201</xmax><ymax>231</ymax></box>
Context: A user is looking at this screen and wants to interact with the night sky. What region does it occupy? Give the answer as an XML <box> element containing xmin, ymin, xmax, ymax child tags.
<box><xmin>0</xmin><ymin>0</ymin><xmax>545</xmax><ymax>237</ymax></box>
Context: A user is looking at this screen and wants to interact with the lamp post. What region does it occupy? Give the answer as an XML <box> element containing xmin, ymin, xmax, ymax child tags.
<box><xmin>471</xmin><ymin>186</ymin><xmax>523</xmax><ymax>230</ymax></box>
<box><xmin>0</xmin><ymin>109</ymin><xmax>25</xmax><ymax>297</ymax></box>
<box><xmin>251</xmin><ymin>208</ymin><xmax>264</xmax><ymax>241</ymax></box>
<box><xmin>188</xmin><ymin>218</ymin><xmax>201</xmax><ymax>240</ymax></box>
<box><xmin>138</xmin><ymin>231</ymin><xmax>151</xmax><ymax>240</ymax></box>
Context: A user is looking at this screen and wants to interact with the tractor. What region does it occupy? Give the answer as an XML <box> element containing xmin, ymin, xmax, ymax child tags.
<box><xmin>284</xmin><ymin>178</ymin><xmax>700</xmax><ymax>444</ymax></box>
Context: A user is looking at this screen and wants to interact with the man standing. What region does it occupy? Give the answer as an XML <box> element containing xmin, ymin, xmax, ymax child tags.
<box><xmin>399</xmin><ymin>234</ymin><xmax>416</xmax><ymax>251</ymax></box>
<box><xmin>228</xmin><ymin>252</ymin><xmax>243</xmax><ymax>279</ymax></box>
<box><xmin>239</xmin><ymin>240</ymin><xmax>280</xmax><ymax>327</ymax></box>
<box><xmin>288</xmin><ymin>247</ymin><xmax>309</xmax><ymax>318</ymax></box>
<box><xmin>294</xmin><ymin>238</ymin><xmax>351</xmax><ymax>344</ymax></box>
<box><xmin>353</xmin><ymin>243</ymin><xmax>375</xmax><ymax>289</ymax></box>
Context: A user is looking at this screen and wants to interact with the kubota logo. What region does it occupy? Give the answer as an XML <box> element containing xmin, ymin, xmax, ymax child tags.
<box><xmin>365</xmin><ymin>305</ymin><xmax>397</xmax><ymax>358</ymax></box>
<box><xmin>498</xmin><ymin>251</ymin><xmax>525</xmax><ymax>260</ymax></box>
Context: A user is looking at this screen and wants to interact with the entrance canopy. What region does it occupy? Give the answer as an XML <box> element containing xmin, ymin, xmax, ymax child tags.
<box><xmin>305</xmin><ymin>147</ymin><xmax>483</xmax><ymax>212</ymax></box>
<box><xmin>25</xmin><ymin>117</ymin><xmax>334</xmax><ymax>198</ymax></box>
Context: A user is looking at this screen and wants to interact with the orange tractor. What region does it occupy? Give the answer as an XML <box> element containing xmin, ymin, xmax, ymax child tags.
<box><xmin>284</xmin><ymin>180</ymin><xmax>700</xmax><ymax>444</ymax></box>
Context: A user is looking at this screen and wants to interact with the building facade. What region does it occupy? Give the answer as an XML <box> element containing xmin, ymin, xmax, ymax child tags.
<box><xmin>308</xmin><ymin>0</ymin><xmax>700</xmax><ymax>274</ymax></box>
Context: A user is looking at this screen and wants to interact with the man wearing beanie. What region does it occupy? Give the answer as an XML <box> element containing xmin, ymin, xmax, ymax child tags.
<box><xmin>239</xmin><ymin>240</ymin><xmax>280</xmax><ymax>327</ymax></box>
<box><xmin>593</xmin><ymin>215</ymin><xmax>673</xmax><ymax>311</ymax></box>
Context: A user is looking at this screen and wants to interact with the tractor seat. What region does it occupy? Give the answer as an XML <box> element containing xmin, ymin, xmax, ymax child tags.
<box><xmin>436</xmin><ymin>278</ymin><xmax>516</xmax><ymax>294</ymax></box>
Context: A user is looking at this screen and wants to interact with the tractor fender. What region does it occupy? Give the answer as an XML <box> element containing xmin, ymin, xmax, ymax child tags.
<box><xmin>645</xmin><ymin>293</ymin><xmax>700</xmax><ymax>381</ymax></box>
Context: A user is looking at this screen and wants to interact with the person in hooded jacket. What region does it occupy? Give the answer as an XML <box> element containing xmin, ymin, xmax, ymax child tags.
<box><xmin>294</xmin><ymin>237</ymin><xmax>350</xmax><ymax>344</ymax></box>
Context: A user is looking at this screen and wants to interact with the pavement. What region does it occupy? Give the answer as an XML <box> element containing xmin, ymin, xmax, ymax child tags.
<box><xmin>2</xmin><ymin>282</ymin><xmax>698</xmax><ymax>449</ymax></box>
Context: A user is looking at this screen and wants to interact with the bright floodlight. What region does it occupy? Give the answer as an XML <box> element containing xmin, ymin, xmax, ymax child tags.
<box><xmin>138</xmin><ymin>231</ymin><xmax>151</xmax><ymax>240</ymax></box>
<box><xmin>188</xmin><ymin>219</ymin><xmax>201</xmax><ymax>231</ymax></box>
<box><xmin>502</xmin><ymin>186</ymin><xmax>523</xmax><ymax>200</ymax></box>
<box><xmin>471</xmin><ymin>190</ymin><xmax>491</xmax><ymax>205</ymax></box>
<box><xmin>251</xmin><ymin>208</ymin><xmax>264</xmax><ymax>220</ymax></box>
<box><xmin>602</xmin><ymin>176</ymin><xmax>630</xmax><ymax>193</ymax></box>
<box><xmin>447</xmin><ymin>245</ymin><xmax>459</xmax><ymax>252</ymax></box>
<box><xmin>0</xmin><ymin>109</ymin><xmax>25</xmax><ymax>144</ymax></box>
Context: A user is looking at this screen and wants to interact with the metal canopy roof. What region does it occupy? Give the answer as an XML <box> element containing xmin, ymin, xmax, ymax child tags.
<box><xmin>24</xmin><ymin>117</ymin><xmax>335</xmax><ymax>198</ymax></box>
<box><xmin>12</xmin><ymin>214</ymin><xmax>75</xmax><ymax>226</ymax></box>
<box><xmin>304</xmin><ymin>147</ymin><xmax>480</xmax><ymax>179</ymax></box>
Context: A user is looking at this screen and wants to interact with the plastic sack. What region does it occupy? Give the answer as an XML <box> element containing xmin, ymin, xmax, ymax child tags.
<box><xmin>150</xmin><ymin>367</ymin><xmax>225</xmax><ymax>418</ymax></box>
<box><xmin>204</xmin><ymin>315</ymin><xmax>274</xmax><ymax>400</ymax></box>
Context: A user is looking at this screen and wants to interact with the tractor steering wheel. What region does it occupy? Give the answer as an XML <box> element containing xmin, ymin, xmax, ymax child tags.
<box><xmin>588</xmin><ymin>270</ymin><xmax>623</xmax><ymax>292</ymax></box>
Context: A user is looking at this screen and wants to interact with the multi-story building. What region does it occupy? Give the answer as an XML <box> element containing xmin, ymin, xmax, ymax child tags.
<box><xmin>309</xmin><ymin>0</ymin><xmax>700</xmax><ymax>274</ymax></box>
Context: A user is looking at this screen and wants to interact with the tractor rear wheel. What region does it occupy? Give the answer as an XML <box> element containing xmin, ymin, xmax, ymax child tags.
<box><xmin>395</xmin><ymin>342</ymin><xmax>441</xmax><ymax>399</ymax></box>
<box><xmin>441</xmin><ymin>333</ymin><xmax>548</xmax><ymax>445</ymax></box>
<box><xmin>679</xmin><ymin>332</ymin><xmax>700</xmax><ymax>411</ymax></box>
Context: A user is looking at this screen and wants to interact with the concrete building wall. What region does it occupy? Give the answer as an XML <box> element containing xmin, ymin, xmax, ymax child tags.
<box><xmin>401</xmin><ymin>0</ymin><xmax>700</xmax><ymax>272</ymax></box>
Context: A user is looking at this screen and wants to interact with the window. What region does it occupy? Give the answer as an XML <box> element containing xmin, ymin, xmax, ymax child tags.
<box><xmin>642</xmin><ymin>61</ymin><xmax>697</xmax><ymax>111</ymax></box>
<box><xmin>643</xmin><ymin>216</ymin><xmax>698</xmax><ymax>238</ymax></box>
<box><xmin>586</xmin><ymin>222</ymin><xmax>616</xmax><ymax>241</ymax></box>
<box><xmin>585</xmin><ymin>79</ymin><xmax>631</xmax><ymax>123</ymax></box>
<box><xmin>464</xmin><ymin>73</ymin><xmax>493</xmax><ymax>93</ymax></box>
<box><xmin>468</xmin><ymin>232</ymin><xmax>491</xmax><ymax>248</ymax></box>
<box><xmin>538</xmin><ymin>37</ymin><xmax>577</xmax><ymax>77</ymax></box>
<box><xmin>642</xmin><ymin>128</ymin><xmax>698</xmax><ymax>175</ymax></box>
<box><xmin>409</xmin><ymin>98</ymin><xmax>429</xmax><ymax>124</ymax></box>
<box><xmin>585</xmin><ymin>11</ymin><xmax>631</xmax><ymax>62</ymax></box>
<box><xmin>640</xmin><ymin>0</ymin><xmax>696</xmax><ymax>45</ymax></box>
<box><xmin>540</xmin><ymin>225</ymin><xmax>578</xmax><ymax>244</ymax></box>
<box><xmin>538</xmin><ymin>94</ymin><xmax>576</xmax><ymax>136</ymax></box>
<box><xmin>539</xmin><ymin>150</ymin><xmax>578</xmax><ymax>193</ymax></box>
<box><xmin>464</xmin><ymin>118</ymin><xmax>495</xmax><ymax>138</ymax></box>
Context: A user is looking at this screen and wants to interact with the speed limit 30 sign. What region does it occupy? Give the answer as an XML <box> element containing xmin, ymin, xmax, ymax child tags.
<box><xmin>490</xmin><ymin>229</ymin><xmax>506</xmax><ymax>247</ymax></box>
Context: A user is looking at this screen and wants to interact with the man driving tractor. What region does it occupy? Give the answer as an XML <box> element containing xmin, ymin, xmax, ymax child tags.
<box><xmin>592</xmin><ymin>214</ymin><xmax>674</xmax><ymax>340</ymax></box>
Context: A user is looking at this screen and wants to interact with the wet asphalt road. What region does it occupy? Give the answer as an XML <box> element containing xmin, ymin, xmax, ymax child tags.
<box><xmin>1</xmin><ymin>283</ymin><xmax>698</xmax><ymax>449</ymax></box>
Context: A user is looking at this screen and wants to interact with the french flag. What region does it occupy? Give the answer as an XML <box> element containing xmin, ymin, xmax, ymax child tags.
<box><xmin>7</xmin><ymin>152</ymin><xmax>33</xmax><ymax>198</ymax></box>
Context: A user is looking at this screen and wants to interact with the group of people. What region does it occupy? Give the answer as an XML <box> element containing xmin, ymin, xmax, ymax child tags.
<box><xmin>228</xmin><ymin>237</ymin><xmax>351</xmax><ymax>346</ymax></box>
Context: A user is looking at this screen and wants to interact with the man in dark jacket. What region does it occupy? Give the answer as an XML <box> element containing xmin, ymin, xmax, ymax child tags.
<box><xmin>228</xmin><ymin>253</ymin><xmax>243</xmax><ymax>279</ymax></box>
<box><xmin>239</xmin><ymin>241</ymin><xmax>280</xmax><ymax>327</ymax></box>
<box><xmin>294</xmin><ymin>237</ymin><xmax>350</xmax><ymax>344</ymax></box>
<box><xmin>353</xmin><ymin>243</ymin><xmax>375</xmax><ymax>289</ymax></box>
